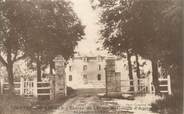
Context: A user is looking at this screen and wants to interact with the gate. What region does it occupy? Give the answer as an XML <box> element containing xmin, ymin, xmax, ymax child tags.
<box><xmin>0</xmin><ymin>77</ymin><xmax>52</xmax><ymax>99</ymax></box>
<box><xmin>23</xmin><ymin>80</ymin><xmax>35</xmax><ymax>97</ymax></box>
<box><xmin>120</xmin><ymin>77</ymin><xmax>150</xmax><ymax>95</ymax></box>
<box><xmin>119</xmin><ymin>75</ymin><xmax>172</xmax><ymax>95</ymax></box>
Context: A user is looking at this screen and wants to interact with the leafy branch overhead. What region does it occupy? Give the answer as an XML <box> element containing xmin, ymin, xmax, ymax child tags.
<box><xmin>0</xmin><ymin>0</ymin><xmax>85</xmax><ymax>92</ymax></box>
<box><xmin>94</xmin><ymin>0</ymin><xmax>182</xmax><ymax>95</ymax></box>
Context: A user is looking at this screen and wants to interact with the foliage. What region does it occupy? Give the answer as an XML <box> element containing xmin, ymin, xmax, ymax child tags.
<box><xmin>24</xmin><ymin>0</ymin><xmax>85</xmax><ymax>80</ymax></box>
<box><xmin>93</xmin><ymin>0</ymin><xmax>182</xmax><ymax>95</ymax></box>
<box><xmin>0</xmin><ymin>0</ymin><xmax>35</xmax><ymax>93</ymax></box>
<box><xmin>25</xmin><ymin>0</ymin><xmax>84</xmax><ymax>59</ymax></box>
<box><xmin>0</xmin><ymin>0</ymin><xmax>85</xmax><ymax>90</ymax></box>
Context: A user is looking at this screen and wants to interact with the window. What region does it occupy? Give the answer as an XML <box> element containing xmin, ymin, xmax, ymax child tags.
<box><xmin>98</xmin><ymin>65</ymin><xmax>101</xmax><ymax>71</ymax></box>
<box><xmin>83</xmin><ymin>65</ymin><xmax>87</xmax><ymax>71</ymax></box>
<box><xmin>97</xmin><ymin>56</ymin><xmax>102</xmax><ymax>62</ymax></box>
<box><xmin>69</xmin><ymin>75</ymin><xmax>72</xmax><ymax>81</ymax></box>
<box><xmin>83</xmin><ymin>57</ymin><xmax>88</xmax><ymax>62</ymax></box>
<box><xmin>69</xmin><ymin>66</ymin><xmax>72</xmax><ymax>71</ymax></box>
<box><xmin>97</xmin><ymin>74</ymin><xmax>101</xmax><ymax>81</ymax></box>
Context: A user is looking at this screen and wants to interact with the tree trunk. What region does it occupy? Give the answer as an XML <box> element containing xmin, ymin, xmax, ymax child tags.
<box><xmin>7</xmin><ymin>48</ymin><xmax>14</xmax><ymax>94</ymax></box>
<box><xmin>135</xmin><ymin>54</ymin><xmax>141</xmax><ymax>90</ymax></box>
<box><xmin>49</xmin><ymin>59</ymin><xmax>54</xmax><ymax>75</ymax></box>
<box><xmin>151</xmin><ymin>59</ymin><xmax>160</xmax><ymax>95</ymax></box>
<box><xmin>37</xmin><ymin>54</ymin><xmax>42</xmax><ymax>82</ymax></box>
<box><xmin>127</xmin><ymin>50</ymin><xmax>134</xmax><ymax>91</ymax></box>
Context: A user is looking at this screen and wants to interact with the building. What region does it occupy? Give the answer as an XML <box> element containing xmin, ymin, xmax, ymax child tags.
<box><xmin>65</xmin><ymin>55</ymin><xmax>106</xmax><ymax>89</ymax></box>
<box><xmin>65</xmin><ymin>55</ymin><xmax>132</xmax><ymax>90</ymax></box>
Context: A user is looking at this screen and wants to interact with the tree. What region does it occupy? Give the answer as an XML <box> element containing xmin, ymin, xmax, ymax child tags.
<box><xmin>94</xmin><ymin>0</ymin><xmax>182</xmax><ymax>95</ymax></box>
<box><xmin>135</xmin><ymin>53</ymin><xmax>141</xmax><ymax>90</ymax></box>
<box><xmin>128</xmin><ymin>0</ymin><xmax>170</xmax><ymax>94</ymax></box>
<box><xmin>158</xmin><ymin>0</ymin><xmax>182</xmax><ymax>96</ymax></box>
<box><xmin>127</xmin><ymin>0</ymin><xmax>182</xmax><ymax>95</ymax></box>
<box><xmin>97</xmin><ymin>0</ymin><xmax>135</xmax><ymax>91</ymax></box>
<box><xmin>0</xmin><ymin>0</ymin><xmax>85</xmax><ymax>93</ymax></box>
<box><xmin>0</xmin><ymin>0</ymin><xmax>34</xmax><ymax>93</ymax></box>
<box><xmin>24</xmin><ymin>0</ymin><xmax>85</xmax><ymax>81</ymax></box>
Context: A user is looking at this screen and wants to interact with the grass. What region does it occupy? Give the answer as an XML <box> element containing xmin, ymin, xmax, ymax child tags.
<box><xmin>151</xmin><ymin>94</ymin><xmax>183</xmax><ymax>114</ymax></box>
<box><xmin>0</xmin><ymin>92</ymin><xmax>77</xmax><ymax>114</ymax></box>
<box><xmin>0</xmin><ymin>94</ymin><xmax>64</xmax><ymax>114</ymax></box>
<box><xmin>0</xmin><ymin>87</ymin><xmax>78</xmax><ymax>114</ymax></box>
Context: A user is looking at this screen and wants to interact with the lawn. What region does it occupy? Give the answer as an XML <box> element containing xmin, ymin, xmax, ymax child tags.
<box><xmin>0</xmin><ymin>94</ymin><xmax>67</xmax><ymax>114</ymax></box>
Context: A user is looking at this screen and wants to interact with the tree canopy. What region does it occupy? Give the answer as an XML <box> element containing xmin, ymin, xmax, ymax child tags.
<box><xmin>0</xmin><ymin>0</ymin><xmax>33</xmax><ymax>93</ymax></box>
<box><xmin>24</xmin><ymin>0</ymin><xmax>85</xmax><ymax>81</ymax></box>
<box><xmin>0</xmin><ymin>0</ymin><xmax>85</xmax><ymax>92</ymax></box>
<box><xmin>94</xmin><ymin>0</ymin><xmax>182</xmax><ymax>95</ymax></box>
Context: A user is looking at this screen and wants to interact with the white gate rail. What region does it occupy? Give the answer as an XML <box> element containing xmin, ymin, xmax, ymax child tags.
<box><xmin>152</xmin><ymin>75</ymin><xmax>172</xmax><ymax>95</ymax></box>
<box><xmin>119</xmin><ymin>75</ymin><xmax>172</xmax><ymax>95</ymax></box>
<box><xmin>0</xmin><ymin>77</ymin><xmax>52</xmax><ymax>100</ymax></box>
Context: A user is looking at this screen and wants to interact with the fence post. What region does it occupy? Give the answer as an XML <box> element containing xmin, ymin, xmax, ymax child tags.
<box><xmin>20</xmin><ymin>77</ymin><xmax>24</xmax><ymax>95</ymax></box>
<box><xmin>0</xmin><ymin>78</ymin><xmax>3</xmax><ymax>94</ymax></box>
<box><xmin>167</xmin><ymin>75</ymin><xmax>172</xmax><ymax>95</ymax></box>
<box><xmin>148</xmin><ymin>76</ymin><xmax>152</xmax><ymax>94</ymax></box>
<box><xmin>49</xmin><ymin>80</ymin><xmax>53</xmax><ymax>100</ymax></box>
<box><xmin>64</xmin><ymin>74</ymin><xmax>67</xmax><ymax>96</ymax></box>
<box><xmin>33</xmin><ymin>77</ymin><xmax>37</xmax><ymax>97</ymax></box>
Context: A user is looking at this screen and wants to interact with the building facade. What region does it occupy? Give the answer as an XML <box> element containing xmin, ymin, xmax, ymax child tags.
<box><xmin>65</xmin><ymin>55</ymin><xmax>106</xmax><ymax>89</ymax></box>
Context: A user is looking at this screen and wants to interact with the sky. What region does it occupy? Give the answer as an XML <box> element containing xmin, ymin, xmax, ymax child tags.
<box><xmin>69</xmin><ymin>0</ymin><xmax>104</xmax><ymax>56</ymax></box>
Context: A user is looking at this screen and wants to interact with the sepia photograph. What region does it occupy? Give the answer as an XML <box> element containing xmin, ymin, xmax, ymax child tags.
<box><xmin>0</xmin><ymin>0</ymin><xmax>183</xmax><ymax>114</ymax></box>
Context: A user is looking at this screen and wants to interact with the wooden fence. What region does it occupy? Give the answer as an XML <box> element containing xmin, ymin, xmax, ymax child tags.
<box><xmin>0</xmin><ymin>78</ymin><xmax>52</xmax><ymax>100</ymax></box>
<box><xmin>120</xmin><ymin>77</ymin><xmax>150</xmax><ymax>94</ymax></box>
<box><xmin>119</xmin><ymin>75</ymin><xmax>172</xmax><ymax>95</ymax></box>
<box><xmin>156</xmin><ymin>75</ymin><xmax>171</xmax><ymax>95</ymax></box>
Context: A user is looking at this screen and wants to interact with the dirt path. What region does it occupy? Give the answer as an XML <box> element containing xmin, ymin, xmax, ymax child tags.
<box><xmin>52</xmin><ymin>94</ymin><xmax>161</xmax><ymax>114</ymax></box>
<box><xmin>52</xmin><ymin>95</ymin><xmax>133</xmax><ymax>114</ymax></box>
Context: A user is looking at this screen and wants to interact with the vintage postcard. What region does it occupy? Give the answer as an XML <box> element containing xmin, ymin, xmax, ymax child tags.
<box><xmin>0</xmin><ymin>0</ymin><xmax>183</xmax><ymax>114</ymax></box>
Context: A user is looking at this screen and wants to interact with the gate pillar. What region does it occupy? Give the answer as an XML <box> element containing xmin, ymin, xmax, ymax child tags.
<box><xmin>53</xmin><ymin>55</ymin><xmax>67</xmax><ymax>99</ymax></box>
